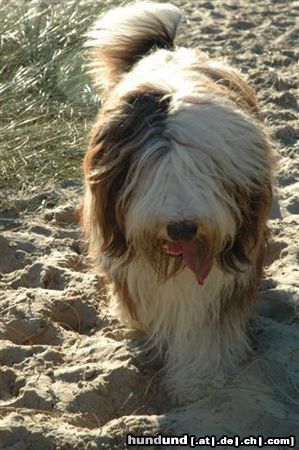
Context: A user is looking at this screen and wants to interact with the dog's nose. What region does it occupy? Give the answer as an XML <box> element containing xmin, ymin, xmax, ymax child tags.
<box><xmin>167</xmin><ymin>222</ymin><xmax>198</xmax><ymax>241</ymax></box>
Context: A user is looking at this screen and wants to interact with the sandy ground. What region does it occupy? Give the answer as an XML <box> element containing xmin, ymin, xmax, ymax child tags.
<box><xmin>0</xmin><ymin>1</ymin><xmax>298</xmax><ymax>449</ymax></box>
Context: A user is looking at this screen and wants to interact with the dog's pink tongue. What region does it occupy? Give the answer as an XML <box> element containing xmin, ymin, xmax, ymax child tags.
<box><xmin>181</xmin><ymin>241</ymin><xmax>212</xmax><ymax>285</ymax></box>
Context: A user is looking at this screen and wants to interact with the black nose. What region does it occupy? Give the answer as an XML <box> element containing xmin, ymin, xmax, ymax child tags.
<box><xmin>167</xmin><ymin>222</ymin><xmax>198</xmax><ymax>241</ymax></box>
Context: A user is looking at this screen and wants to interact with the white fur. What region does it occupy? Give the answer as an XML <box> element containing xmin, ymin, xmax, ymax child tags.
<box><xmin>109</xmin><ymin>256</ymin><xmax>251</xmax><ymax>401</ymax></box>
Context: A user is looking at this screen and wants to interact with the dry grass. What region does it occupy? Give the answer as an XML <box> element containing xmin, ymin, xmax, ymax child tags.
<box><xmin>0</xmin><ymin>0</ymin><xmax>122</xmax><ymax>193</ymax></box>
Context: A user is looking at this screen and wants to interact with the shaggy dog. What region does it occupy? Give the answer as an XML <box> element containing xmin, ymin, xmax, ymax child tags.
<box><xmin>81</xmin><ymin>2</ymin><xmax>275</xmax><ymax>402</ymax></box>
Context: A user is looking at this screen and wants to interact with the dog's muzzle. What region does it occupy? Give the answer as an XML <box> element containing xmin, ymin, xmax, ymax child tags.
<box><xmin>161</xmin><ymin>222</ymin><xmax>214</xmax><ymax>285</ymax></box>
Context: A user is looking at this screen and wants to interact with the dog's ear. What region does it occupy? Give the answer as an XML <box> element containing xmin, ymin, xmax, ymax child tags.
<box><xmin>83</xmin><ymin>89</ymin><xmax>170</xmax><ymax>260</ymax></box>
<box><xmin>218</xmin><ymin>180</ymin><xmax>273</xmax><ymax>276</ymax></box>
<box><xmin>199</xmin><ymin>63</ymin><xmax>260</xmax><ymax>116</ymax></box>
<box><xmin>83</xmin><ymin>122</ymin><xmax>131</xmax><ymax>260</ymax></box>
<box><xmin>85</xmin><ymin>2</ymin><xmax>181</xmax><ymax>90</ymax></box>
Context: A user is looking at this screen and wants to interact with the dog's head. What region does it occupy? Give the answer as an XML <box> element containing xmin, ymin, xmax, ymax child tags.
<box><xmin>82</xmin><ymin>2</ymin><xmax>274</xmax><ymax>284</ymax></box>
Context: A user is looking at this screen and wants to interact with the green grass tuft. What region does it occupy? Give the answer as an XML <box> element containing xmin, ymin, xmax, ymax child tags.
<box><xmin>0</xmin><ymin>0</ymin><xmax>121</xmax><ymax>192</ymax></box>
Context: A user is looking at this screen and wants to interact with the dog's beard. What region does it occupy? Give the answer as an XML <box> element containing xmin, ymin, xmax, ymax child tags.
<box><xmin>130</xmin><ymin>230</ymin><xmax>215</xmax><ymax>284</ymax></box>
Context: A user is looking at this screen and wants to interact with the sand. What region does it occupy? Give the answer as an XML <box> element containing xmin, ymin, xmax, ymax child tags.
<box><xmin>0</xmin><ymin>1</ymin><xmax>298</xmax><ymax>449</ymax></box>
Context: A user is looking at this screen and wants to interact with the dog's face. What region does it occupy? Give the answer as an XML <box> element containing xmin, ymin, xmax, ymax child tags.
<box><xmin>83</xmin><ymin>49</ymin><xmax>273</xmax><ymax>284</ymax></box>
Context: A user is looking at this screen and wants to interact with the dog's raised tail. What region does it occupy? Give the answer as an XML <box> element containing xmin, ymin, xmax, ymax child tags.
<box><xmin>86</xmin><ymin>2</ymin><xmax>181</xmax><ymax>90</ymax></box>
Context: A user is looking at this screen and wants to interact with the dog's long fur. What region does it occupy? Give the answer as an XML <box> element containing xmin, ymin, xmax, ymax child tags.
<box><xmin>81</xmin><ymin>2</ymin><xmax>275</xmax><ymax>402</ymax></box>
